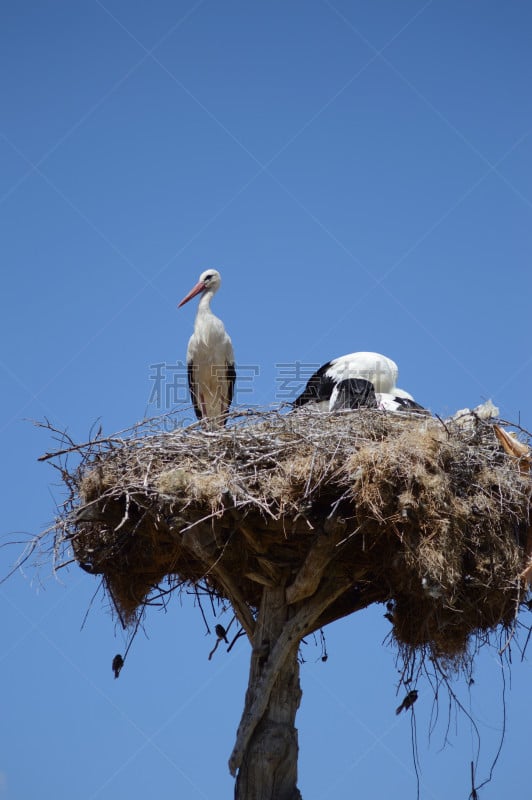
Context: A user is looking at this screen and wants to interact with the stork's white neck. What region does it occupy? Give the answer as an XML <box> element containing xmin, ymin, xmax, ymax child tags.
<box><xmin>194</xmin><ymin>289</ymin><xmax>221</xmax><ymax>340</ymax></box>
<box><xmin>197</xmin><ymin>289</ymin><xmax>215</xmax><ymax>314</ymax></box>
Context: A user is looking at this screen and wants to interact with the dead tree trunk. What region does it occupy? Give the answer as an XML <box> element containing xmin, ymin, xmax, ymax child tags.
<box><xmin>230</xmin><ymin>562</ymin><xmax>356</xmax><ymax>798</ymax></box>
<box><xmin>228</xmin><ymin>521</ymin><xmax>363</xmax><ymax>799</ymax></box>
<box><xmin>234</xmin><ymin>585</ymin><xmax>303</xmax><ymax>800</ymax></box>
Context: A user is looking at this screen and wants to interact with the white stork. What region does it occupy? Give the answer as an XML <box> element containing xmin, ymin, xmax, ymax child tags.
<box><xmin>178</xmin><ymin>269</ymin><xmax>236</xmax><ymax>425</ymax></box>
<box><xmin>293</xmin><ymin>352</ymin><xmax>399</xmax><ymax>410</ymax></box>
<box><xmin>293</xmin><ymin>352</ymin><xmax>425</xmax><ymax>413</ymax></box>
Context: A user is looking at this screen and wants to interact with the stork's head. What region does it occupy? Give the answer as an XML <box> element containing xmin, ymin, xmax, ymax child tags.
<box><xmin>178</xmin><ymin>269</ymin><xmax>221</xmax><ymax>307</ymax></box>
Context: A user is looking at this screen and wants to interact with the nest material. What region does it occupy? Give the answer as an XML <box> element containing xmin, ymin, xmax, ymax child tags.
<box><xmin>57</xmin><ymin>408</ymin><xmax>531</xmax><ymax>660</ymax></box>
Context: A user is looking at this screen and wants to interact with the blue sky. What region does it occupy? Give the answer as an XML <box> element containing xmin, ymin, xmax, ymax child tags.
<box><xmin>2</xmin><ymin>2</ymin><xmax>532</xmax><ymax>798</ymax></box>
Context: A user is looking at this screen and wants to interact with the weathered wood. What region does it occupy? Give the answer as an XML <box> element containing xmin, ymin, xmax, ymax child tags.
<box><xmin>230</xmin><ymin>577</ymin><xmax>352</xmax><ymax>779</ymax></box>
<box><xmin>255</xmin><ymin>556</ymin><xmax>286</xmax><ymax>584</ymax></box>
<box><xmin>286</xmin><ymin>520</ymin><xmax>346</xmax><ymax>604</ymax></box>
<box><xmin>239</xmin><ymin>522</ymin><xmax>270</xmax><ymax>554</ymax></box>
<box><xmin>245</xmin><ymin>571</ymin><xmax>277</xmax><ymax>587</ymax></box>
<box><xmin>181</xmin><ymin>523</ymin><xmax>219</xmax><ymax>557</ymax></box>
<box><xmin>308</xmin><ymin>584</ymin><xmax>387</xmax><ymax>635</ymax></box>
<box><xmin>235</xmin><ymin>648</ymin><xmax>302</xmax><ymax>800</ymax></box>
<box><xmin>234</xmin><ymin>585</ymin><xmax>302</xmax><ymax>800</ymax></box>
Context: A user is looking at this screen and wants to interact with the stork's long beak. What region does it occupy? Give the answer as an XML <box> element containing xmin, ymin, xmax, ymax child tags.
<box><xmin>178</xmin><ymin>281</ymin><xmax>205</xmax><ymax>308</ymax></box>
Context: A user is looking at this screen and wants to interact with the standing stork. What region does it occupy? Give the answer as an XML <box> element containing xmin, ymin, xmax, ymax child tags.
<box><xmin>178</xmin><ymin>269</ymin><xmax>236</xmax><ymax>425</ymax></box>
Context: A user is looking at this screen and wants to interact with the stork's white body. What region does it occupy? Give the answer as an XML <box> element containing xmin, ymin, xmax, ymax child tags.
<box><xmin>187</xmin><ymin>295</ymin><xmax>235</xmax><ymax>420</ymax></box>
<box><xmin>178</xmin><ymin>270</ymin><xmax>235</xmax><ymax>424</ymax></box>
<box><xmin>324</xmin><ymin>352</ymin><xmax>399</xmax><ymax>392</ymax></box>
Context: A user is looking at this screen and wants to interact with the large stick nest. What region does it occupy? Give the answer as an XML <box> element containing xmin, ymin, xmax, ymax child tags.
<box><xmin>48</xmin><ymin>407</ymin><xmax>531</xmax><ymax>662</ymax></box>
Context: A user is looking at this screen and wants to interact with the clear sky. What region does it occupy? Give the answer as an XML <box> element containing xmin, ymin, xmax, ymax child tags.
<box><xmin>2</xmin><ymin>2</ymin><xmax>532</xmax><ymax>798</ymax></box>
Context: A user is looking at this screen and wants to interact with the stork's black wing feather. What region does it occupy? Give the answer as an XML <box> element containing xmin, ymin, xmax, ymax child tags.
<box><xmin>292</xmin><ymin>362</ymin><xmax>335</xmax><ymax>407</ymax></box>
<box><xmin>187</xmin><ymin>362</ymin><xmax>202</xmax><ymax>420</ymax></box>
<box><xmin>226</xmin><ymin>361</ymin><xmax>236</xmax><ymax>413</ymax></box>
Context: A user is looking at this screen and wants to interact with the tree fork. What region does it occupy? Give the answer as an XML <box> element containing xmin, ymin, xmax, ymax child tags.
<box><xmin>234</xmin><ymin>584</ymin><xmax>302</xmax><ymax>800</ymax></box>
<box><xmin>231</xmin><ymin>575</ymin><xmax>353</xmax><ymax>798</ymax></box>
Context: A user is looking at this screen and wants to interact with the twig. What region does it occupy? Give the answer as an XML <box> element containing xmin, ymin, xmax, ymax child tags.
<box><xmin>212</xmin><ymin>566</ymin><xmax>256</xmax><ymax>640</ymax></box>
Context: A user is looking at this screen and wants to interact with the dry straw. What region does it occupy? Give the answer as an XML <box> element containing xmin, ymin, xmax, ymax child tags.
<box><xmin>40</xmin><ymin>405</ymin><xmax>531</xmax><ymax>665</ymax></box>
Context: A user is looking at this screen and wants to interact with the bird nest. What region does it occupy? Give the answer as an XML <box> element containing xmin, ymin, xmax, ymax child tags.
<box><xmin>43</xmin><ymin>407</ymin><xmax>531</xmax><ymax>663</ymax></box>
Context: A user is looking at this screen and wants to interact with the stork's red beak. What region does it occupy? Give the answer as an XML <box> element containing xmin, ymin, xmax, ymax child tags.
<box><xmin>178</xmin><ymin>281</ymin><xmax>205</xmax><ymax>308</ymax></box>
